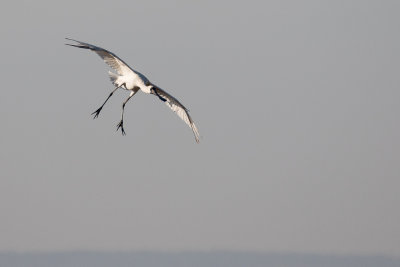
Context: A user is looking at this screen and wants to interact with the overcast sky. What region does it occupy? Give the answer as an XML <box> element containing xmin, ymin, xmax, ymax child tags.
<box><xmin>0</xmin><ymin>0</ymin><xmax>399</xmax><ymax>257</ymax></box>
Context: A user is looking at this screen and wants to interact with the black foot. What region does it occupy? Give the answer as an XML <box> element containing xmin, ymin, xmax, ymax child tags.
<box><xmin>91</xmin><ymin>107</ymin><xmax>103</xmax><ymax>119</ymax></box>
<box><xmin>116</xmin><ymin>120</ymin><xmax>126</xmax><ymax>136</ymax></box>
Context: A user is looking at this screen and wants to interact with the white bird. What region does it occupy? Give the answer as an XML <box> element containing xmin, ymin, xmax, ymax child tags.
<box><xmin>65</xmin><ymin>38</ymin><xmax>200</xmax><ymax>143</ymax></box>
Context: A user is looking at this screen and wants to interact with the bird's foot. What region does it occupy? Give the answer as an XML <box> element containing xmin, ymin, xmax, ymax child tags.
<box><xmin>116</xmin><ymin>120</ymin><xmax>126</xmax><ymax>136</ymax></box>
<box><xmin>91</xmin><ymin>107</ymin><xmax>103</xmax><ymax>119</ymax></box>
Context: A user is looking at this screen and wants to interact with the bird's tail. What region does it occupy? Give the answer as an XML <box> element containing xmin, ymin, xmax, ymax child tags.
<box><xmin>108</xmin><ymin>71</ymin><xmax>119</xmax><ymax>86</ymax></box>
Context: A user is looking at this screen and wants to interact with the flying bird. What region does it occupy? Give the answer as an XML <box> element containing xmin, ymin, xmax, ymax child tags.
<box><xmin>65</xmin><ymin>38</ymin><xmax>200</xmax><ymax>143</ymax></box>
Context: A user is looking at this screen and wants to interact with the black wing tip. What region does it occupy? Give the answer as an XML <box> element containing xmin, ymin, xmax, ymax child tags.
<box><xmin>65</xmin><ymin>43</ymin><xmax>91</xmax><ymax>50</ymax></box>
<box><xmin>65</xmin><ymin>37</ymin><xmax>84</xmax><ymax>43</ymax></box>
<box><xmin>65</xmin><ymin>43</ymin><xmax>79</xmax><ymax>47</ymax></box>
<box><xmin>65</xmin><ymin>37</ymin><xmax>79</xmax><ymax>44</ymax></box>
<box><xmin>65</xmin><ymin>38</ymin><xmax>93</xmax><ymax>50</ymax></box>
<box><xmin>65</xmin><ymin>38</ymin><xmax>80</xmax><ymax>47</ymax></box>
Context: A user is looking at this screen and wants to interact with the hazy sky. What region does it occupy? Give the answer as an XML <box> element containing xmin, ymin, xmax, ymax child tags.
<box><xmin>0</xmin><ymin>0</ymin><xmax>399</xmax><ymax>257</ymax></box>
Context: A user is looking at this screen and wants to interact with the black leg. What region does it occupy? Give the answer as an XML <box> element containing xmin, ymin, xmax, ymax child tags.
<box><xmin>116</xmin><ymin>90</ymin><xmax>137</xmax><ymax>135</ymax></box>
<box><xmin>116</xmin><ymin>119</ymin><xmax>126</xmax><ymax>135</ymax></box>
<box><xmin>92</xmin><ymin>85</ymin><xmax>121</xmax><ymax>119</ymax></box>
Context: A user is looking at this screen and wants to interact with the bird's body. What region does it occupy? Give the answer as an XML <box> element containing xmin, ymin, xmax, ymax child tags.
<box><xmin>65</xmin><ymin>38</ymin><xmax>199</xmax><ymax>143</ymax></box>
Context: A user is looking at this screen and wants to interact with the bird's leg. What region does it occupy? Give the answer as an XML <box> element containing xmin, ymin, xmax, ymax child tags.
<box><xmin>92</xmin><ymin>85</ymin><xmax>122</xmax><ymax>119</ymax></box>
<box><xmin>116</xmin><ymin>90</ymin><xmax>137</xmax><ymax>136</ymax></box>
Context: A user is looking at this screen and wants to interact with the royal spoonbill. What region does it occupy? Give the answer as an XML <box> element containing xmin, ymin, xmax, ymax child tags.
<box><xmin>65</xmin><ymin>38</ymin><xmax>200</xmax><ymax>143</ymax></box>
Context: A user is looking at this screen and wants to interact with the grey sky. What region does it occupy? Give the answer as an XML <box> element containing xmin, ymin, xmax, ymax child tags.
<box><xmin>0</xmin><ymin>0</ymin><xmax>399</xmax><ymax>257</ymax></box>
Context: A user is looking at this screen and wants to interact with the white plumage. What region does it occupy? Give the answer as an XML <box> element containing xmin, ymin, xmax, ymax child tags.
<box><xmin>65</xmin><ymin>38</ymin><xmax>200</xmax><ymax>143</ymax></box>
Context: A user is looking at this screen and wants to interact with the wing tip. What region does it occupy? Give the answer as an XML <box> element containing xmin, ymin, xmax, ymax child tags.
<box><xmin>191</xmin><ymin>122</ymin><xmax>200</xmax><ymax>144</ymax></box>
<box><xmin>65</xmin><ymin>38</ymin><xmax>82</xmax><ymax>48</ymax></box>
<box><xmin>65</xmin><ymin>37</ymin><xmax>78</xmax><ymax>44</ymax></box>
<box><xmin>64</xmin><ymin>38</ymin><xmax>93</xmax><ymax>50</ymax></box>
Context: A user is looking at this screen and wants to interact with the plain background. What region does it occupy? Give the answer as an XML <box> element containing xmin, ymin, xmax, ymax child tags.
<box><xmin>0</xmin><ymin>0</ymin><xmax>399</xmax><ymax>257</ymax></box>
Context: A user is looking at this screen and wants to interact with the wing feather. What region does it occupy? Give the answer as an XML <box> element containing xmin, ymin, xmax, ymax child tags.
<box><xmin>65</xmin><ymin>38</ymin><xmax>136</xmax><ymax>76</ymax></box>
<box><xmin>151</xmin><ymin>86</ymin><xmax>200</xmax><ymax>143</ymax></box>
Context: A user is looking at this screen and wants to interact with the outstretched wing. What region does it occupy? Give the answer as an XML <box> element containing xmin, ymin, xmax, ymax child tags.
<box><xmin>65</xmin><ymin>38</ymin><xmax>137</xmax><ymax>76</ymax></box>
<box><xmin>151</xmin><ymin>86</ymin><xmax>200</xmax><ymax>143</ymax></box>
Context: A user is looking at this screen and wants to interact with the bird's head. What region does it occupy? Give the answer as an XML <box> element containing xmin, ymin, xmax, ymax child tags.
<box><xmin>146</xmin><ymin>83</ymin><xmax>155</xmax><ymax>94</ymax></box>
